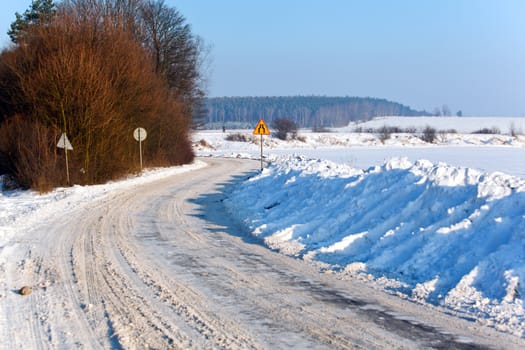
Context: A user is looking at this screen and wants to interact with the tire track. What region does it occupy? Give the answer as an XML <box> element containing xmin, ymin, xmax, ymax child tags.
<box><xmin>59</xmin><ymin>171</ymin><xmax>261</xmax><ymax>349</ymax></box>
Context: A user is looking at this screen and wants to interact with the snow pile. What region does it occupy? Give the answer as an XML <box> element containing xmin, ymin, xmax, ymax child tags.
<box><xmin>224</xmin><ymin>155</ymin><xmax>525</xmax><ymax>337</ymax></box>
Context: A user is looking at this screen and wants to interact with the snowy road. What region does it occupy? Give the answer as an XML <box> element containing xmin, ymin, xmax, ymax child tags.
<box><xmin>1</xmin><ymin>158</ymin><xmax>524</xmax><ymax>349</ymax></box>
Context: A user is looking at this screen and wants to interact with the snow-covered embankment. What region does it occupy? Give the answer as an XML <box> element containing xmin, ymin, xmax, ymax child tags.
<box><xmin>225</xmin><ymin>155</ymin><xmax>525</xmax><ymax>337</ymax></box>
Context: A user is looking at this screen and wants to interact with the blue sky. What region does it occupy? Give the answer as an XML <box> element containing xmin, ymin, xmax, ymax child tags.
<box><xmin>1</xmin><ymin>1</ymin><xmax>524</xmax><ymax>116</ymax></box>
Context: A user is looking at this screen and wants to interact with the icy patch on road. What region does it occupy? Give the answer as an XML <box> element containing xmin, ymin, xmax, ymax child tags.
<box><xmin>225</xmin><ymin>155</ymin><xmax>525</xmax><ymax>337</ymax></box>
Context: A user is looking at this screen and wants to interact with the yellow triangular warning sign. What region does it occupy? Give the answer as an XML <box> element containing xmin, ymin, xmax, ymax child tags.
<box><xmin>253</xmin><ymin>119</ymin><xmax>270</xmax><ymax>135</ymax></box>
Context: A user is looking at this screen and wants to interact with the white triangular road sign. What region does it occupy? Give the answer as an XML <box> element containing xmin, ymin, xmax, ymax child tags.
<box><xmin>57</xmin><ymin>133</ymin><xmax>73</xmax><ymax>151</ymax></box>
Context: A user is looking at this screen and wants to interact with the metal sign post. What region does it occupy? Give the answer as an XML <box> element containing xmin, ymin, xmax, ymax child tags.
<box><xmin>252</xmin><ymin>119</ymin><xmax>270</xmax><ymax>171</ymax></box>
<box><xmin>133</xmin><ymin>127</ymin><xmax>147</xmax><ymax>171</ymax></box>
<box><xmin>57</xmin><ymin>133</ymin><xmax>73</xmax><ymax>185</ymax></box>
<box><xmin>260</xmin><ymin>134</ymin><xmax>263</xmax><ymax>171</ymax></box>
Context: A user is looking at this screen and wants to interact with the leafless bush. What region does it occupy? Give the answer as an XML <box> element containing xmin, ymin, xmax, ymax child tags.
<box><xmin>509</xmin><ymin>123</ymin><xmax>522</xmax><ymax>136</ymax></box>
<box><xmin>471</xmin><ymin>127</ymin><xmax>500</xmax><ymax>135</ymax></box>
<box><xmin>225</xmin><ymin>133</ymin><xmax>250</xmax><ymax>142</ymax></box>
<box><xmin>197</xmin><ymin>139</ymin><xmax>211</xmax><ymax>148</ymax></box>
<box><xmin>296</xmin><ymin>135</ymin><xmax>307</xmax><ymax>142</ymax></box>
<box><xmin>356</xmin><ymin>125</ymin><xmax>417</xmax><ymax>135</ymax></box>
<box><xmin>312</xmin><ymin>126</ymin><xmax>331</xmax><ymax>133</ymax></box>
<box><xmin>378</xmin><ymin>125</ymin><xmax>391</xmax><ymax>143</ymax></box>
<box><xmin>436</xmin><ymin>129</ymin><xmax>458</xmax><ymax>143</ymax></box>
<box><xmin>437</xmin><ymin>130</ymin><xmax>447</xmax><ymax>143</ymax></box>
<box><xmin>420</xmin><ymin>126</ymin><xmax>437</xmax><ymax>143</ymax></box>
<box><xmin>272</xmin><ymin>118</ymin><xmax>297</xmax><ymax>140</ymax></box>
<box><xmin>0</xmin><ymin>115</ymin><xmax>61</xmax><ymax>191</ymax></box>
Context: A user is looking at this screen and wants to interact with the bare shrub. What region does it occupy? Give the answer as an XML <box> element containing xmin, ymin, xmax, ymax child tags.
<box><xmin>296</xmin><ymin>135</ymin><xmax>307</xmax><ymax>143</ymax></box>
<box><xmin>421</xmin><ymin>126</ymin><xmax>436</xmax><ymax>143</ymax></box>
<box><xmin>510</xmin><ymin>123</ymin><xmax>522</xmax><ymax>136</ymax></box>
<box><xmin>472</xmin><ymin>127</ymin><xmax>500</xmax><ymax>135</ymax></box>
<box><xmin>437</xmin><ymin>130</ymin><xmax>447</xmax><ymax>143</ymax></box>
<box><xmin>388</xmin><ymin>126</ymin><xmax>403</xmax><ymax>133</ymax></box>
<box><xmin>0</xmin><ymin>115</ymin><xmax>61</xmax><ymax>191</ymax></box>
<box><xmin>436</xmin><ymin>129</ymin><xmax>457</xmax><ymax>143</ymax></box>
<box><xmin>312</xmin><ymin>126</ymin><xmax>331</xmax><ymax>133</ymax></box>
<box><xmin>226</xmin><ymin>133</ymin><xmax>249</xmax><ymax>142</ymax></box>
<box><xmin>272</xmin><ymin>118</ymin><xmax>297</xmax><ymax>140</ymax></box>
<box><xmin>378</xmin><ymin>125</ymin><xmax>391</xmax><ymax>143</ymax></box>
<box><xmin>198</xmin><ymin>139</ymin><xmax>211</xmax><ymax>148</ymax></box>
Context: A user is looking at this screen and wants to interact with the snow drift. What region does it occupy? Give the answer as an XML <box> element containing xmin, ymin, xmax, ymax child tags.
<box><xmin>225</xmin><ymin>155</ymin><xmax>525</xmax><ymax>336</ymax></box>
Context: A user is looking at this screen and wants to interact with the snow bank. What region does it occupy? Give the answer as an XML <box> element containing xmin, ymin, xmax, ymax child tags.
<box><xmin>0</xmin><ymin>161</ymin><xmax>207</xmax><ymax>245</ymax></box>
<box><xmin>225</xmin><ymin>155</ymin><xmax>525</xmax><ymax>337</ymax></box>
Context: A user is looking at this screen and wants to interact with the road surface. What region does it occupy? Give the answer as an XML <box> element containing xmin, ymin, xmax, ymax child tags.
<box><xmin>1</xmin><ymin>158</ymin><xmax>523</xmax><ymax>349</ymax></box>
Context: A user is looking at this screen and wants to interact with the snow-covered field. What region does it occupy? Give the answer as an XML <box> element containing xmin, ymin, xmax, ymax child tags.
<box><xmin>1</xmin><ymin>116</ymin><xmax>525</xmax><ymax>343</ymax></box>
<box><xmin>195</xmin><ymin>119</ymin><xmax>525</xmax><ymax>177</ymax></box>
<box><xmin>345</xmin><ymin>116</ymin><xmax>525</xmax><ymax>134</ymax></box>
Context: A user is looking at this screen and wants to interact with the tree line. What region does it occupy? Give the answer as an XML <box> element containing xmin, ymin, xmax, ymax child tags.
<box><xmin>0</xmin><ymin>0</ymin><xmax>205</xmax><ymax>191</ymax></box>
<box><xmin>204</xmin><ymin>96</ymin><xmax>431</xmax><ymax>129</ymax></box>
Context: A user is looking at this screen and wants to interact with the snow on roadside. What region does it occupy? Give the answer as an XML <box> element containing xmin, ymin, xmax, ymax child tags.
<box><xmin>0</xmin><ymin>161</ymin><xmax>207</xmax><ymax>246</ymax></box>
<box><xmin>224</xmin><ymin>155</ymin><xmax>525</xmax><ymax>337</ymax></box>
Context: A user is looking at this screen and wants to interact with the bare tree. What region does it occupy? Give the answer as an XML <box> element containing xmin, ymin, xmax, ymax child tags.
<box><xmin>138</xmin><ymin>0</ymin><xmax>206</xmax><ymax>126</ymax></box>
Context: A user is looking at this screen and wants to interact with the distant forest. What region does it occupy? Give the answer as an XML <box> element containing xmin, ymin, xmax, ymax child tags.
<box><xmin>204</xmin><ymin>96</ymin><xmax>431</xmax><ymax>129</ymax></box>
